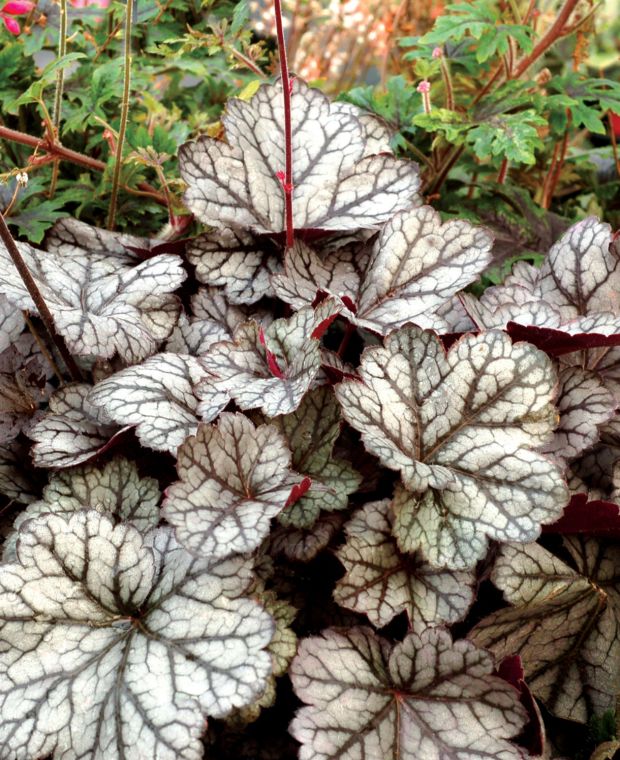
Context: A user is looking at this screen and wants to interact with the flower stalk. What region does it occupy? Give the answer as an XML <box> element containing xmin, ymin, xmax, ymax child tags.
<box><xmin>273</xmin><ymin>0</ymin><xmax>294</xmax><ymax>249</ymax></box>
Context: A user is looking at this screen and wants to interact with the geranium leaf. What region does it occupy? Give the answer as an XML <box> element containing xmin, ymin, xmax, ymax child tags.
<box><xmin>162</xmin><ymin>413</ymin><xmax>297</xmax><ymax>558</ymax></box>
<box><xmin>179</xmin><ymin>78</ymin><xmax>420</xmax><ymax>234</ymax></box>
<box><xmin>187</xmin><ymin>228</ymin><xmax>280</xmax><ymax>304</ymax></box>
<box><xmin>28</xmin><ymin>383</ymin><xmax>127</xmax><ymax>468</ymax></box>
<box><xmin>334</xmin><ymin>500</ymin><xmax>475</xmax><ymax>628</ymax></box>
<box><xmin>336</xmin><ymin>326</ymin><xmax>568</xmax><ymax>569</ymax></box>
<box><xmin>200</xmin><ymin>300</ymin><xmax>341</xmax><ymax>417</ymax></box>
<box><xmin>290</xmin><ymin>626</ymin><xmax>527</xmax><ymax>760</ymax></box>
<box><xmin>88</xmin><ymin>353</ymin><xmax>218</xmax><ymax>454</ymax></box>
<box><xmin>262</xmin><ymin>387</ymin><xmax>361</xmax><ymax>529</ymax></box>
<box><xmin>0</xmin><ymin>511</ymin><xmax>275</xmax><ymax>758</ymax></box>
<box><xmin>0</xmin><ymin>238</ymin><xmax>185</xmax><ymax>362</ymax></box>
<box><xmin>3</xmin><ymin>457</ymin><xmax>160</xmax><ymax>560</ymax></box>
<box><xmin>541</xmin><ymin>367</ymin><xmax>616</xmax><ymax>465</ymax></box>
<box><xmin>470</xmin><ymin>538</ymin><xmax>620</xmax><ymax>723</ymax></box>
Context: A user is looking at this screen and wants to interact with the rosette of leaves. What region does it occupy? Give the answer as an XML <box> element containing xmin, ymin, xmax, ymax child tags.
<box><xmin>0</xmin><ymin>511</ymin><xmax>275</xmax><ymax>759</ymax></box>
<box><xmin>273</xmin><ymin>205</ymin><xmax>494</xmax><ymax>334</ymax></box>
<box><xmin>179</xmin><ymin>78</ymin><xmax>421</xmax><ymax>235</ymax></box>
<box><xmin>336</xmin><ymin>325</ymin><xmax>569</xmax><ymax>569</ymax></box>
<box><xmin>290</xmin><ymin>626</ymin><xmax>528</xmax><ymax>759</ymax></box>
<box><xmin>0</xmin><ymin>236</ymin><xmax>185</xmax><ymax>363</ymax></box>
<box><xmin>470</xmin><ymin>538</ymin><xmax>620</xmax><ymax>723</ymax></box>
<box><xmin>199</xmin><ymin>298</ymin><xmax>341</xmax><ymax>418</ymax></box>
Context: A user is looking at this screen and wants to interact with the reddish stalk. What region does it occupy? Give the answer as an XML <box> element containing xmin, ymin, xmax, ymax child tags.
<box><xmin>0</xmin><ymin>213</ymin><xmax>83</xmax><ymax>381</ymax></box>
<box><xmin>513</xmin><ymin>0</ymin><xmax>580</xmax><ymax>78</ymax></box>
<box><xmin>273</xmin><ymin>0</ymin><xmax>294</xmax><ymax>249</ymax></box>
<box><xmin>496</xmin><ymin>157</ymin><xmax>509</xmax><ymax>184</ymax></box>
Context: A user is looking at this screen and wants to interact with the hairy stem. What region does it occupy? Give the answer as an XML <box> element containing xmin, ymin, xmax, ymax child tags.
<box><xmin>107</xmin><ymin>0</ymin><xmax>133</xmax><ymax>230</ymax></box>
<box><xmin>274</xmin><ymin>0</ymin><xmax>294</xmax><ymax>248</ymax></box>
<box><xmin>0</xmin><ymin>213</ymin><xmax>82</xmax><ymax>381</ymax></box>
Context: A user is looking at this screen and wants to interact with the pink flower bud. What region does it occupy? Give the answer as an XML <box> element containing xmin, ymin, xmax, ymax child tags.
<box><xmin>432</xmin><ymin>46</ymin><xmax>443</xmax><ymax>58</ymax></box>
<box><xmin>2</xmin><ymin>1</ymin><xmax>34</xmax><ymax>15</ymax></box>
<box><xmin>416</xmin><ymin>80</ymin><xmax>431</xmax><ymax>94</ymax></box>
<box><xmin>1</xmin><ymin>14</ymin><xmax>21</xmax><ymax>33</ymax></box>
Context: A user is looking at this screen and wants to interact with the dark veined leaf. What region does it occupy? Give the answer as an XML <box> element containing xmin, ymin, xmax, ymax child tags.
<box><xmin>3</xmin><ymin>457</ymin><xmax>160</xmax><ymax>560</ymax></box>
<box><xmin>28</xmin><ymin>383</ymin><xmax>127</xmax><ymax>468</ymax></box>
<box><xmin>470</xmin><ymin>538</ymin><xmax>620</xmax><ymax>723</ymax></box>
<box><xmin>0</xmin><ymin>295</ymin><xmax>24</xmax><ymax>354</ymax></box>
<box><xmin>179</xmin><ymin>78</ymin><xmax>420</xmax><ymax>234</ymax></box>
<box><xmin>273</xmin><ymin>205</ymin><xmax>493</xmax><ymax>335</ymax></box>
<box><xmin>268</xmin><ymin>512</ymin><xmax>346</xmax><ymax>563</ymax></box>
<box><xmin>162</xmin><ymin>413</ymin><xmax>298</xmax><ymax>558</ymax></box>
<box><xmin>0</xmin><ymin>237</ymin><xmax>185</xmax><ymax>362</ymax></box>
<box><xmin>334</xmin><ymin>500</ymin><xmax>475</xmax><ymax>628</ymax></box>
<box><xmin>88</xmin><ymin>353</ymin><xmax>218</xmax><ymax>454</ymax></box>
<box><xmin>336</xmin><ymin>326</ymin><xmax>568</xmax><ymax>569</ymax></box>
<box><xmin>0</xmin><ymin>511</ymin><xmax>275</xmax><ymax>759</ymax></box>
<box><xmin>290</xmin><ymin>626</ymin><xmax>528</xmax><ymax>759</ymax></box>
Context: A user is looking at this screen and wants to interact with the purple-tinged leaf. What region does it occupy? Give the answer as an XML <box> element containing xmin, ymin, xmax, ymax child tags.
<box><xmin>290</xmin><ymin>626</ymin><xmax>528</xmax><ymax>760</ymax></box>
<box><xmin>162</xmin><ymin>413</ymin><xmax>298</xmax><ymax>558</ymax></box>
<box><xmin>268</xmin><ymin>512</ymin><xmax>345</xmax><ymax>563</ymax></box>
<box><xmin>542</xmin><ymin>493</ymin><xmax>620</xmax><ymax>538</ymax></box>
<box><xmin>0</xmin><ymin>442</ymin><xmax>39</xmax><ymax>504</ymax></box>
<box><xmin>88</xmin><ymin>353</ymin><xmax>217</xmax><ymax>454</ymax></box>
<box><xmin>336</xmin><ymin>326</ymin><xmax>568</xmax><ymax>569</ymax></box>
<box><xmin>0</xmin><ymin>511</ymin><xmax>275</xmax><ymax>759</ymax></box>
<box><xmin>470</xmin><ymin>538</ymin><xmax>620</xmax><ymax>723</ymax></box>
<box><xmin>507</xmin><ymin>320</ymin><xmax>620</xmax><ymax>357</ymax></box>
<box><xmin>179</xmin><ymin>79</ymin><xmax>420</xmax><ymax>235</ymax></box>
<box><xmin>334</xmin><ymin>500</ymin><xmax>475</xmax><ymax>628</ymax></box>
<box><xmin>496</xmin><ymin>655</ymin><xmax>546</xmax><ymax>758</ymax></box>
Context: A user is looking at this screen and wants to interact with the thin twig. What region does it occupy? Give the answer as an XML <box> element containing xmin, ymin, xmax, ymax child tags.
<box><xmin>513</xmin><ymin>0</ymin><xmax>580</xmax><ymax>77</ymax></box>
<box><xmin>107</xmin><ymin>0</ymin><xmax>133</xmax><ymax>230</ymax></box>
<box><xmin>0</xmin><ymin>213</ymin><xmax>82</xmax><ymax>381</ymax></box>
<box><xmin>49</xmin><ymin>0</ymin><xmax>68</xmax><ymax>199</ymax></box>
<box><xmin>23</xmin><ymin>312</ymin><xmax>65</xmax><ymax>383</ymax></box>
<box><xmin>274</xmin><ymin>0</ymin><xmax>294</xmax><ymax>249</ymax></box>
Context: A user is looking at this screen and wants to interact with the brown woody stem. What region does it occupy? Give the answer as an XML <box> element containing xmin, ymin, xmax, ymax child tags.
<box><xmin>0</xmin><ymin>213</ymin><xmax>83</xmax><ymax>381</ymax></box>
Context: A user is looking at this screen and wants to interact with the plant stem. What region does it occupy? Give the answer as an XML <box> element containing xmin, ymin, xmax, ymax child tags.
<box><xmin>496</xmin><ymin>157</ymin><xmax>509</xmax><ymax>184</ymax></box>
<box><xmin>608</xmin><ymin>111</ymin><xmax>620</xmax><ymax>178</ymax></box>
<box><xmin>0</xmin><ymin>125</ymin><xmax>169</xmax><ymax>207</ymax></box>
<box><xmin>107</xmin><ymin>0</ymin><xmax>133</xmax><ymax>231</ymax></box>
<box><xmin>49</xmin><ymin>0</ymin><xmax>68</xmax><ymax>199</ymax></box>
<box><xmin>23</xmin><ymin>312</ymin><xmax>65</xmax><ymax>384</ymax></box>
<box><xmin>227</xmin><ymin>45</ymin><xmax>266</xmax><ymax>77</ymax></box>
<box><xmin>0</xmin><ymin>213</ymin><xmax>82</xmax><ymax>381</ymax></box>
<box><xmin>273</xmin><ymin>0</ymin><xmax>294</xmax><ymax>249</ymax></box>
<box><xmin>513</xmin><ymin>0</ymin><xmax>580</xmax><ymax>77</ymax></box>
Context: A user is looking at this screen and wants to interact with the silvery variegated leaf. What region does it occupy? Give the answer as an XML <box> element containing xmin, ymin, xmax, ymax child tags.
<box><xmin>46</xmin><ymin>217</ymin><xmax>147</xmax><ymax>269</ymax></box>
<box><xmin>28</xmin><ymin>383</ymin><xmax>126</xmax><ymax>468</ymax></box>
<box><xmin>470</xmin><ymin>538</ymin><xmax>620</xmax><ymax>723</ymax></box>
<box><xmin>263</xmin><ymin>387</ymin><xmax>361</xmax><ymax>529</ymax></box>
<box><xmin>88</xmin><ymin>353</ymin><xmax>219</xmax><ymax>454</ymax></box>
<box><xmin>268</xmin><ymin>512</ymin><xmax>345</xmax><ymax>562</ymax></box>
<box><xmin>290</xmin><ymin>626</ymin><xmax>527</xmax><ymax>760</ymax></box>
<box><xmin>179</xmin><ymin>78</ymin><xmax>420</xmax><ymax>234</ymax></box>
<box><xmin>541</xmin><ymin>367</ymin><xmax>616</xmax><ymax>466</ymax></box>
<box><xmin>336</xmin><ymin>326</ymin><xmax>568</xmax><ymax>569</ymax></box>
<box><xmin>3</xmin><ymin>458</ymin><xmax>160</xmax><ymax>561</ymax></box>
<box><xmin>0</xmin><ymin>295</ymin><xmax>24</xmax><ymax>354</ymax></box>
<box><xmin>0</xmin><ymin>510</ymin><xmax>275</xmax><ymax>759</ymax></box>
<box><xmin>334</xmin><ymin>500</ymin><xmax>475</xmax><ymax>629</ymax></box>
<box><xmin>0</xmin><ymin>238</ymin><xmax>185</xmax><ymax>362</ymax></box>
<box><xmin>330</xmin><ymin>101</ymin><xmax>394</xmax><ymax>155</ymax></box>
<box><xmin>354</xmin><ymin>206</ymin><xmax>493</xmax><ymax>334</ymax></box>
<box><xmin>199</xmin><ymin>300</ymin><xmax>341</xmax><ymax>417</ymax></box>
<box><xmin>166</xmin><ymin>289</ymin><xmax>249</xmax><ymax>355</ymax></box>
<box><xmin>162</xmin><ymin>413</ymin><xmax>297</xmax><ymax>558</ymax></box>
<box><xmin>463</xmin><ymin>217</ymin><xmax>620</xmax><ymax>331</ymax></box>
<box><xmin>272</xmin><ymin>207</ymin><xmax>492</xmax><ymax>335</ymax></box>
<box><xmin>187</xmin><ymin>228</ymin><xmax>281</xmax><ymax>304</ymax></box>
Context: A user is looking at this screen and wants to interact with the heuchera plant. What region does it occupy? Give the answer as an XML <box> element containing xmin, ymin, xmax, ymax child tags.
<box><xmin>0</xmin><ymin>4</ymin><xmax>620</xmax><ymax>760</ymax></box>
